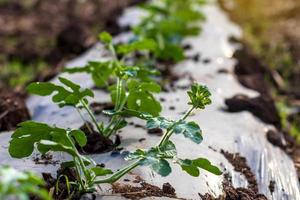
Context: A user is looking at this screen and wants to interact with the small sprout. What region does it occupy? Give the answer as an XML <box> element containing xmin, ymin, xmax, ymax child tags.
<box><xmin>187</xmin><ymin>83</ymin><xmax>212</xmax><ymax>109</ymax></box>
<box><xmin>99</xmin><ymin>31</ymin><xmax>112</xmax><ymax>44</ymax></box>
<box><xmin>9</xmin><ymin>121</ymin><xmax>114</xmax><ymax>193</ymax></box>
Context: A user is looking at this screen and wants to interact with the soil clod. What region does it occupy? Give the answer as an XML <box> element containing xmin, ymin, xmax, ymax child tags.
<box><xmin>225</xmin><ymin>94</ymin><xmax>281</xmax><ymax>128</ymax></box>
<box><xmin>112</xmin><ymin>182</ymin><xmax>177</xmax><ymax>200</ymax></box>
<box><xmin>0</xmin><ymin>91</ymin><xmax>30</xmax><ymax>131</ymax></box>
<box><xmin>78</xmin><ymin>122</ymin><xmax>115</xmax><ymax>154</ymax></box>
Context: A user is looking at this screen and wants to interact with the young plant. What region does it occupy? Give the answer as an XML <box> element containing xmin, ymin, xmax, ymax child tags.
<box><xmin>0</xmin><ymin>165</ymin><xmax>51</xmax><ymax>200</ymax></box>
<box><xmin>8</xmin><ymin>84</ymin><xmax>221</xmax><ymax>198</ymax></box>
<box><xmin>91</xmin><ymin>84</ymin><xmax>221</xmax><ymax>184</ymax></box>
<box><xmin>133</xmin><ymin>0</ymin><xmax>207</xmax><ymax>62</ymax></box>
<box><xmin>123</xmin><ymin>83</ymin><xmax>221</xmax><ymax>178</ymax></box>
<box><xmin>64</xmin><ymin>32</ymin><xmax>162</xmax><ymax>137</ymax></box>
<box><xmin>8</xmin><ymin>121</ymin><xmax>113</xmax><ymax>195</ymax></box>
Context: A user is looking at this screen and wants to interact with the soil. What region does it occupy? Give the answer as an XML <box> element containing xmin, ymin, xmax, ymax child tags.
<box><xmin>200</xmin><ymin>173</ymin><xmax>268</xmax><ymax>200</ymax></box>
<box><xmin>221</xmin><ymin>150</ymin><xmax>258</xmax><ymax>193</ymax></box>
<box><xmin>33</xmin><ymin>153</ymin><xmax>59</xmax><ymax>165</ymax></box>
<box><xmin>233</xmin><ymin>47</ymin><xmax>270</xmax><ymax>95</ymax></box>
<box><xmin>230</xmin><ymin>42</ymin><xmax>300</xmax><ymax>179</ymax></box>
<box><xmin>41</xmin><ymin>167</ymin><xmax>84</xmax><ymax>200</ymax></box>
<box><xmin>147</xmin><ymin>128</ymin><xmax>163</xmax><ymax>136</ymax></box>
<box><xmin>78</xmin><ymin>122</ymin><xmax>115</xmax><ymax>154</ymax></box>
<box><xmin>90</xmin><ymin>102</ymin><xmax>115</xmax><ymax>115</ymax></box>
<box><xmin>0</xmin><ymin>90</ymin><xmax>30</xmax><ymax>131</ymax></box>
<box><xmin>0</xmin><ymin>0</ymin><xmax>144</xmax><ymax>92</ymax></box>
<box><xmin>0</xmin><ymin>0</ymin><xmax>143</xmax><ymax>64</ymax></box>
<box><xmin>268</xmin><ymin>180</ymin><xmax>275</xmax><ymax>194</ymax></box>
<box><xmin>225</xmin><ymin>94</ymin><xmax>281</xmax><ymax>128</ymax></box>
<box><xmin>200</xmin><ymin>151</ymin><xmax>269</xmax><ymax>200</ymax></box>
<box><xmin>112</xmin><ymin>181</ymin><xmax>177</xmax><ymax>200</ymax></box>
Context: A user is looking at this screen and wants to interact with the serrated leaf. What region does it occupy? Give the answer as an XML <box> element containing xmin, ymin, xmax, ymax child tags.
<box><xmin>187</xmin><ymin>83</ymin><xmax>211</xmax><ymax>109</ymax></box>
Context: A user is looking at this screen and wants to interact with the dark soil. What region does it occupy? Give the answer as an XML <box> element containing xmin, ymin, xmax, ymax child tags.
<box><xmin>112</xmin><ymin>182</ymin><xmax>177</xmax><ymax>200</ymax></box>
<box><xmin>41</xmin><ymin>167</ymin><xmax>84</xmax><ymax>200</ymax></box>
<box><xmin>268</xmin><ymin>180</ymin><xmax>275</xmax><ymax>194</ymax></box>
<box><xmin>0</xmin><ymin>90</ymin><xmax>30</xmax><ymax>131</ymax></box>
<box><xmin>231</xmin><ymin>42</ymin><xmax>300</xmax><ymax>179</ymax></box>
<box><xmin>78</xmin><ymin>122</ymin><xmax>115</xmax><ymax>154</ymax></box>
<box><xmin>200</xmin><ymin>173</ymin><xmax>268</xmax><ymax>200</ymax></box>
<box><xmin>0</xmin><ymin>0</ymin><xmax>143</xmax><ymax>92</ymax></box>
<box><xmin>0</xmin><ymin>0</ymin><xmax>142</xmax><ymax>64</ymax></box>
<box><xmin>147</xmin><ymin>128</ymin><xmax>163</xmax><ymax>136</ymax></box>
<box><xmin>90</xmin><ymin>102</ymin><xmax>115</xmax><ymax>115</ymax></box>
<box><xmin>266</xmin><ymin>129</ymin><xmax>286</xmax><ymax>149</ymax></box>
<box><xmin>233</xmin><ymin>46</ymin><xmax>270</xmax><ymax>95</ymax></box>
<box><xmin>221</xmin><ymin>150</ymin><xmax>258</xmax><ymax>193</ymax></box>
<box><xmin>33</xmin><ymin>153</ymin><xmax>59</xmax><ymax>165</ymax></box>
<box><xmin>225</xmin><ymin>94</ymin><xmax>281</xmax><ymax>128</ymax></box>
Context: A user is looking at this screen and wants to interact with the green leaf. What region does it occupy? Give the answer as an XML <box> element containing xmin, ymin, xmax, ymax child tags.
<box><xmin>37</xmin><ymin>140</ymin><xmax>77</xmax><ymax>157</ymax></box>
<box><xmin>9</xmin><ymin>121</ymin><xmax>53</xmax><ymax>158</ymax></box>
<box><xmin>9</xmin><ymin>137</ymin><xmax>35</xmax><ymax>158</ymax></box>
<box><xmin>126</xmin><ymin>80</ymin><xmax>162</xmax><ymax>116</ymax></box>
<box><xmin>27</xmin><ymin>77</ymin><xmax>94</xmax><ymax>107</ymax></box>
<box><xmin>160</xmin><ymin>140</ymin><xmax>177</xmax><ymax>157</ymax></box>
<box><xmin>187</xmin><ymin>83</ymin><xmax>211</xmax><ymax>109</ymax></box>
<box><xmin>192</xmin><ymin>158</ymin><xmax>222</xmax><ymax>175</ymax></box>
<box><xmin>177</xmin><ymin>157</ymin><xmax>221</xmax><ymax>177</ymax></box>
<box><xmin>27</xmin><ymin>82</ymin><xmax>57</xmax><ymax>96</ymax></box>
<box><xmin>99</xmin><ymin>31</ymin><xmax>112</xmax><ymax>44</ymax></box>
<box><xmin>146</xmin><ymin>117</ymin><xmax>173</xmax><ymax>130</ymax></box>
<box><xmin>65</xmin><ymin>61</ymin><xmax>114</xmax><ymax>87</ymax></box>
<box><xmin>9</xmin><ymin>121</ymin><xmax>82</xmax><ymax>159</ymax></box>
<box><xmin>173</xmin><ymin>121</ymin><xmax>203</xmax><ymax>144</ymax></box>
<box><xmin>150</xmin><ymin>159</ymin><xmax>171</xmax><ymax>177</ymax></box>
<box><xmin>70</xmin><ymin>130</ymin><xmax>87</xmax><ymax>147</ymax></box>
<box><xmin>117</xmin><ymin>38</ymin><xmax>157</xmax><ymax>55</ymax></box>
<box><xmin>179</xmin><ymin>159</ymin><xmax>199</xmax><ymax>177</ymax></box>
<box><xmin>91</xmin><ymin>167</ymin><xmax>113</xmax><ymax>177</ymax></box>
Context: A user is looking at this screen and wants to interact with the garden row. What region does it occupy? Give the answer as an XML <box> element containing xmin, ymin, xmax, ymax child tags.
<box><xmin>0</xmin><ymin>1</ymin><xmax>222</xmax><ymax>199</ymax></box>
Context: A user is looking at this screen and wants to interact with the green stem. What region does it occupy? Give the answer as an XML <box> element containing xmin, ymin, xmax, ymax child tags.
<box><xmin>94</xmin><ymin>159</ymin><xmax>141</xmax><ymax>184</ymax></box>
<box><xmin>73</xmin><ymin>158</ymin><xmax>85</xmax><ymax>190</ymax></box>
<box><xmin>76</xmin><ymin>107</ymin><xmax>93</xmax><ymax>134</ymax></box>
<box><xmin>158</xmin><ymin>106</ymin><xmax>195</xmax><ymax>147</ymax></box>
<box><xmin>80</xmin><ymin>99</ymin><xmax>102</xmax><ymax>134</ymax></box>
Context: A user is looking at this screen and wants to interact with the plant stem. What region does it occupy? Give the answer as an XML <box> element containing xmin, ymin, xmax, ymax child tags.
<box><xmin>158</xmin><ymin>106</ymin><xmax>195</xmax><ymax>147</ymax></box>
<box><xmin>80</xmin><ymin>99</ymin><xmax>102</xmax><ymax>134</ymax></box>
<box><xmin>75</xmin><ymin>107</ymin><xmax>93</xmax><ymax>134</ymax></box>
<box><xmin>94</xmin><ymin>159</ymin><xmax>141</xmax><ymax>184</ymax></box>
